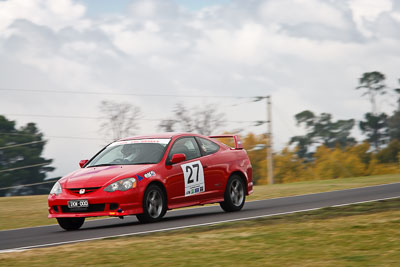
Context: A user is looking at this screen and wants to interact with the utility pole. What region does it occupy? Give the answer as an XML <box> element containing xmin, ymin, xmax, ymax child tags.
<box><xmin>266</xmin><ymin>95</ymin><xmax>274</xmax><ymax>184</ymax></box>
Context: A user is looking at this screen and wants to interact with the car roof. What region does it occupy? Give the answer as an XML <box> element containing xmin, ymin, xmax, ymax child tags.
<box><xmin>119</xmin><ymin>132</ymin><xmax>204</xmax><ymax>141</ymax></box>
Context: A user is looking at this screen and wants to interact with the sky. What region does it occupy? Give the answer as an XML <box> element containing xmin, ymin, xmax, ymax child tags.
<box><xmin>1</xmin><ymin>0</ymin><xmax>400</xmax><ymax>178</ymax></box>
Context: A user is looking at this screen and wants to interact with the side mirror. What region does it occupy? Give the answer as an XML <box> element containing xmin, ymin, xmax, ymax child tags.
<box><xmin>170</xmin><ymin>153</ymin><xmax>186</xmax><ymax>164</ymax></box>
<box><xmin>79</xmin><ymin>159</ymin><xmax>89</xmax><ymax>168</ymax></box>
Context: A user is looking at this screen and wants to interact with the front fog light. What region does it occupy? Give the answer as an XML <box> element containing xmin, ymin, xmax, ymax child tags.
<box><xmin>105</xmin><ymin>178</ymin><xmax>137</xmax><ymax>192</ymax></box>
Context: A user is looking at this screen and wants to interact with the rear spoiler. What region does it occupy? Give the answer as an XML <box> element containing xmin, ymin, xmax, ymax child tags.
<box><xmin>209</xmin><ymin>135</ymin><xmax>243</xmax><ymax>150</ymax></box>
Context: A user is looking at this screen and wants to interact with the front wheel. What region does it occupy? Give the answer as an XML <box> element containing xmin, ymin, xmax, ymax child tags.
<box><xmin>136</xmin><ymin>184</ymin><xmax>167</xmax><ymax>223</ymax></box>
<box><xmin>56</xmin><ymin>217</ymin><xmax>85</xmax><ymax>231</ymax></box>
<box><xmin>220</xmin><ymin>175</ymin><xmax>246</xmax><ymax>212</ymax></box>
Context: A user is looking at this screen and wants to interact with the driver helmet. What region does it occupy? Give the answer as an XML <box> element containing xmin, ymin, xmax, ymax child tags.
<box><xmin>121</xmin><ymin>144</ymin><xmax>140</xmax><ymax>158</ymax></box>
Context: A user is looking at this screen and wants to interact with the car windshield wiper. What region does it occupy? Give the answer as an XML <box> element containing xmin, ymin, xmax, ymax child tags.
<box><xmin>132</xmin><ymin>162</ymin><xmax>155</xmax><ymax>165</ymax></box>
<box><xmin>88</xmin><ymin>163</ymin><xmax>119</xmax><ymax>167</ymax></box>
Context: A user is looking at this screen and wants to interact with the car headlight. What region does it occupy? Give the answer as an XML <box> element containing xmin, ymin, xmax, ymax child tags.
<box><xmin>104</xmin><ymin>178</ymin><xmax>137</xmax><ymax>192</ymax></box>
<box><xmin>50</xmin><ymin>181</ymin><xmax>62</xmax><ymax>195</ymax></box>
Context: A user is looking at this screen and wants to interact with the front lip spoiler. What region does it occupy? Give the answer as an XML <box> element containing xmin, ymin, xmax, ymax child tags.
<box><xmin>48</xmin><ymin>207</ymin><xmax>143</xmax><ymax>218</ymax></box>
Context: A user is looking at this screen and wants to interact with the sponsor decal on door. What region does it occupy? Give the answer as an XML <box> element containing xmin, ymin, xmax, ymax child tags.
<box><xmin>181</xmin><ymin>160</ymin><xmax>205</xmax><ymax>197</ymax></box>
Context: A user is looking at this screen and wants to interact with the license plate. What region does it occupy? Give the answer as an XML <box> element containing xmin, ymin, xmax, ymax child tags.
<box><xmin>68</xmin><ymin>199</ymin><xmax>89</xmax><ymax>208</ymax></box>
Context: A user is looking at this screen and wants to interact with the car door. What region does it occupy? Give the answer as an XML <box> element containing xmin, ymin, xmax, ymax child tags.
<box><xmin>195</xmin><ymin>137</ymin><xmax>225</xmax><ymax>198</ymax></box>
<box><xmin>164</xmin><ymin>137</ymin><xmax>209</xmax><ymax>207</ymax></box>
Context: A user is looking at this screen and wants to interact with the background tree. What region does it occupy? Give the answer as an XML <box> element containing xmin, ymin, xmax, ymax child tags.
<box><xmin>242</xmin><ymin>133</ymin><xmax>268</xmax><ymax>185</ymax></box>
<box><xmin>0</xmin><ymin>116</ymin><xmax>54</xmax><ymax>196</ymax></box>
<box><xmin>158</xmin><ymin>103</ymin><xmax>226</xmax><ymax>135</ymax></box>
<box><xmin>290</xmin><ymin>110</ymin><xmax>355</xmax><ymax>159</ymax></box>
<box><xmin>387</xmin><ymin>111</ymin><xmax>400</xmax><ymax>141</ymax></box>
<box><xmin>394</xmin><ymin>79</ymin><xmax>400</xmax><ymax>112</ymax></box>
<box><xmin>312</xmin><ymin>145</ymin><xmax>367</xmax><ymax>179</ymax></box>
<box><xmin>359</xmin><ymin>112</ymin><xmax>388</xmax><ymax>150</ymax></box>
<box><xmin>388</xmin><ymin>79</ymin><xmax>400</xmax><ymax>140</ymax></box>
<box><xmin>376</xmin><ymin>140</ymin><xmax>400</xmax><ymax>163</ymax></box>
<box><xmin>99</xmin><ymin>100</ymin><xmax>142</xmax><ymax>141</ymax></box>
<box><xmin>356</xmin><ymin>71</ymin><xmax>386</xmax><ymax>115</ymax></box>
<box><xmin>273</xmin><ymin>147</ymin><xmax>309</xmax><ymax>183</ymax></box>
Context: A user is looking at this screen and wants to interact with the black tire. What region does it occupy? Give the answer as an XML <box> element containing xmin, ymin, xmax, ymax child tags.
<box><xmin>220</xmin><ymin>175</ymin><xmax>246</xmax><ymax>212</ymax></box>
<box><xmin>56</xmin><ymin>217</ymin><xmax>85</xmax><ymax>231</ymax></box>
<box><xmin>136</xmin><ymin>184</ymin><xmax>167</xmax><ymax>223</ymax></box>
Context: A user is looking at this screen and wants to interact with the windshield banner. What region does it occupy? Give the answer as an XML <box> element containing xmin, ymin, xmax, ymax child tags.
<box><xmin>109</xmin><ymin>139</ymin><xmax>171</xmax><ymax>146</ymax></box>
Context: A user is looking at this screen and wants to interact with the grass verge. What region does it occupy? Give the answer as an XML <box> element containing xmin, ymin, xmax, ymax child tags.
<box><xmin>1</xmin><ymin>198</ymin><xmax>400</xmax><ymax>266</ymax></box>
<box><xmin>0</xmin><ymin>173</ymin><xmax>399</xmax><ymax>231</ymax></box>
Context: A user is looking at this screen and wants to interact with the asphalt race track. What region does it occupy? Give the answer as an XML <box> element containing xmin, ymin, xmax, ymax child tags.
<box><xmin>1</xmin><ymin>183</ymin><xmax>400</xmax><ymax>252</ymax></box>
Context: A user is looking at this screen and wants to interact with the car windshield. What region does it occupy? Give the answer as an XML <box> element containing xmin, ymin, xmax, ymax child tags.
<box><xmin>86</xmin><ymin>139</ymin><xmax>171</xmax><ymax>167</ymax></box>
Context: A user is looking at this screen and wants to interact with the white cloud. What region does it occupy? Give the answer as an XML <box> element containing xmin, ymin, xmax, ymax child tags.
<box><xmin>259</xmin><ymin>0</ymin><xmax>348</xmax><ymax>29</ymax></box>
<box><xmin>129</xmin><ymin>0</ymin><xmax>182</xmax><ymax>20</ymax></box>
<box><xmin>195</xmin><ymin>22</ymin><xmax>270</xmax><ymax>65</ymax></box>
<box><xmin>0</xmin><ymin>0</ymin><xmax>88</xmax><ymax>34</ymax></box>
<box><xmin>350</xmin><ymin>0</ymin><xmax>392</xmax><ymax>21</ymax></box>
<box><xmin>1</xmin><ymin>0</ymin><xmax>400</xmax><ymax>176</ymax></box>
<box><xmin>349</xmin><ymin>0</ymin><xmax>393</xmax><ymax>37</ymax></box>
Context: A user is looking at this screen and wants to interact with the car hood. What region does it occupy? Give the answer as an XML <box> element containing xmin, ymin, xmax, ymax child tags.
<box><xmin>61</xmin><ymin>165</ymin><xmax>155</xmax><ymax>188</ymax></box>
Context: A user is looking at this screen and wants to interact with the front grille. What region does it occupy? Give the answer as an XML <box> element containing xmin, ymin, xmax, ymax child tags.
<box><xmin>61</xmin><ymin>204</ymin><xmax>105</xmax><ymax>213</ymax></box>
<box><xmin>68</xmin><ymin>187</ymin><xmax>101</xmax><ymax>195</ymax></box>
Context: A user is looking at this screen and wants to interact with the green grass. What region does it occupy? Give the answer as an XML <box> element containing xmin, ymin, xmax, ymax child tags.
<box><xmin>0</xmin><ymin>173</ymin><xmax>399</xmax><ymax>230</ymax></box>
<box><xmin>1</xmin><ymin>198</ymin><xmax>400</xmax><ymax>266</ymax></box>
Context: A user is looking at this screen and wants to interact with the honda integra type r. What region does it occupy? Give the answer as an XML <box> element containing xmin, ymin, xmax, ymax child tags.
<box><xmin>48</xmin><ymin>133</ymin><xmax>253</xmax><ymax>230</ymax></box>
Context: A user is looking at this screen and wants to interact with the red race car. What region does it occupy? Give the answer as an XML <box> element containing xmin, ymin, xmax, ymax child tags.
<box><xmin>48</xmin><ymin>133</ymin><xmax>253</xmax><ymax>230</ymax></box>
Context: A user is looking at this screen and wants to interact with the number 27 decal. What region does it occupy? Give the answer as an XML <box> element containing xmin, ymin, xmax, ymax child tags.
<box><xmin>181</xmin><ymin>161</ymin><xmax>205</xmax><ymax>197</ymax></box>
<box><xmin>186</xmin><ymin>163</ymin><xmax>200</xmax><ymax>184</ymax></box>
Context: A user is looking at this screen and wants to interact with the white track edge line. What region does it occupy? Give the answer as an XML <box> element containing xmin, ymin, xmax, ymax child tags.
<box><xmin>1</xmin><ymin>195</ymin><xmax>399</xmax><ymax>254</ymax></box>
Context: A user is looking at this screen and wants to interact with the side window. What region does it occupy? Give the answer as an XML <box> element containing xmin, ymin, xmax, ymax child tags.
<box><xmin>197</xmin><ymin>137</ymin><xmax>220</xmax><ymax>156</ymax></box>
<box><xmin>168</xmin><ymin>137</ymin><xmax>201</xmax><ymax>162</ymax></box>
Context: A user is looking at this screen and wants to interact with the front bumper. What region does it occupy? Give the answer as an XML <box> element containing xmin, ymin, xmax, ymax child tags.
<box><xmin>48</xmin><ymin>187</ymin><xmax>142</xmax><ymax>218</ymax></box>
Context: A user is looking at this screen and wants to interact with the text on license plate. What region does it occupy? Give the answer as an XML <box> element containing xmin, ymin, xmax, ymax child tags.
<box><xmin>68</xmin><ymin>199</ymin><xmax>89</xmax><ymax>208</ymax></box>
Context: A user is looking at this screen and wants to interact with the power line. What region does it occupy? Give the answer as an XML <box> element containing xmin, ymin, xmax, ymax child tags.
<box><xmin>0</xmin><ymin>132</ymin><xmax>103</xmax><ymax>141</ymax></box>
<box><xmin>0</xmin><ymin>112</ymin><xmax>265</xmax><ymax>142</ymax></box>
<box><xmin>5</xmin><ymin>114</ymin><xmax>103</xmax><ymax>120</ymax></box>
<box><xmin>0</xmin><ymin>163</ymin><xmax>50</xmax><ymax>173</ymax></box>
<box><xmin>0</xmin><ymin>180</ymin><xmax>56</xmax><ymax>191</ymax></box>
<box><xmin>0</xmin><ymin>88</ymin><xmax>251</xmax><ymax>99</ymax></box>
<box><xmin>1</xmin><ymin>113</ymin><xmax>262</xmax><ymax>123</ymax></box>
<box><xmin>0</xmin><ymin>140</ymin><xmax>46</xmax><ymax>150</ymax></box>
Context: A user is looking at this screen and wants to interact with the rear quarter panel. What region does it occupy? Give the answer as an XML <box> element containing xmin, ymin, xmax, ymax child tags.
<box><xmin>206</xmin><ymin>148</ymin><xmax>253</xmax><ymax>195</ymax></box>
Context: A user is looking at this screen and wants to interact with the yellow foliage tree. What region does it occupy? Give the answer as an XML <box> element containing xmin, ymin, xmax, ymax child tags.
<box><xmin>217</xmin><ymin>132</ymin><xmax>399</xmax><ymax>184</ymax></box>
<box><xmin>347</xmin><ymin>142</ymin><xmax>370</xmax><ymax>165</ymax></box>
<box><xmin>242</xmin><ymin>133</ymin><xmax>268</xmax><ymax>185</ymax></box>
<box><xmin>273</xmin><ymin>147</ymin><xmax>309</xmax><ymax>183</ymax></box>
<box><xmin>367</xmin><ymin>155</ymin><xmax>399</xmax><ymax>175</ymax></box>
<box><xmin>312</xmin><ymin>145</ymin><xmax>367</xmax><ymax>179</ymax></box>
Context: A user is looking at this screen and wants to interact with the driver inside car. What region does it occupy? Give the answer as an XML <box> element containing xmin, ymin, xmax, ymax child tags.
<box><xmin>120</xmin><ymin>144</ymin><xmax>141</xmax><ymax>163</ymax></box>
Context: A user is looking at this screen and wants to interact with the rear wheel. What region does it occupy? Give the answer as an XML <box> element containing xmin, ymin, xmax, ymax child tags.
<box><xmin>136</xmin><ymin>184</ymin><xmax>167</xmax><ymax>223</ymax></box>
<box><xmin>220</xmin><ymin>175</ymin><xmax>246</xmax><ymax>212</ymax></box>
<box><xmin>56</xmin><ymin>217</ymin><xmax>85</xmax><ymax>231</ymax></box>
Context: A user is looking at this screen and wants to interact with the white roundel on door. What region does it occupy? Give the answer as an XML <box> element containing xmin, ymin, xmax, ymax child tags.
<box><xmin>181</xmin><ymin>160</ymin><xmax>205</xmax><ymax>196</ymax></box>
